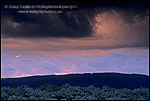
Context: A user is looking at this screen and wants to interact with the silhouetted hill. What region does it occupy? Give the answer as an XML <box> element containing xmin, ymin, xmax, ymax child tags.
<box><xmin>1</xmin><ymin>73</ymin><xmax>149</xmax><ymax>89</ymax></box>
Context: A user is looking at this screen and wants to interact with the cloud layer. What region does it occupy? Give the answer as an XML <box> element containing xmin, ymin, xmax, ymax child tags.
<box><xmin>1</xmin><ymin>48</ymin><xmax>149</xmax><ymax>78</ymax></box>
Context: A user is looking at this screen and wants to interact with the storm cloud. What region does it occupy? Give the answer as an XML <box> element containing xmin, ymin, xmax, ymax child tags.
<box><xmin>1</xmin><ymin>0</ymin><xmax>149</xmax><ymax>39</ymax></box>
<box><xmin>1</xmin><ymin>5</ymin><xmax>95</xmax><ymax>38</ymax></box>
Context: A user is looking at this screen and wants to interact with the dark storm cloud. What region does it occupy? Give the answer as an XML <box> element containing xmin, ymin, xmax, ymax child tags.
<box><xmin>1</xmin><ymin>11</ymin><xmax>95</xmax><ymax>38</ymax></box>
<box><xmin>1</xmin><ymin>0</ymin><xmax>149</xmax><ymax>39</ymax></box>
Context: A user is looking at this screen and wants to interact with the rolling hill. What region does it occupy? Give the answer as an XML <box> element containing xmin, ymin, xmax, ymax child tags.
<box><xmin>1</xmin><ymin>73</ymin><xmax>149</xmax><ymax>89</ymax></box>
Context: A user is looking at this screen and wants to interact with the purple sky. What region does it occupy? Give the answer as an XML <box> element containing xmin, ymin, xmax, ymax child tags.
<box><xmin>1</xmin><ymin>47</ymin><xmax>149</xmax><ymax>78</ymax></box>
<box><xmin>1</xmin><ymin>1</ymin><xmax>149</xmax><ymax>78</ymax></box>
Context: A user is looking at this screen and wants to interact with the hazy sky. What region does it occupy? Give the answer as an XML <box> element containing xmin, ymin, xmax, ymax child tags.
<box><xmin>1</xmin><ymin>0</ymin><xmax>149</xmax><ymax>78</ymax></box>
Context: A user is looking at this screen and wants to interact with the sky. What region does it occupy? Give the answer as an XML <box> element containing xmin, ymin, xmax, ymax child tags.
<box><xmin>1</xmin><ymin>0</ymin><xmax>149</xmax><ymax>78</ymax></box>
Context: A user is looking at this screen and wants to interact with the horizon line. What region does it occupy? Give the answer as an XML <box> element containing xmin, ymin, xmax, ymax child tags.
<box><xmin>1</xmin><ymin>72</ymin><xmax>149</xmax><ymax>79</ymax></box>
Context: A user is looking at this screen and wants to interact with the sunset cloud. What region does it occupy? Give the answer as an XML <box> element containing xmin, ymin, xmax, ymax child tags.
<box><xmin>1</xmin><ymin>36</ymin><xmax>149</xmax><ymax>57</ymax></box>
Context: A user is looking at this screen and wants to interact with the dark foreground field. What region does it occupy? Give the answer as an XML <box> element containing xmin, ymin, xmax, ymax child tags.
<box><xmin>1</xmin><ymin>84</ymin><xmax>149</xmax><ymax>100</ymax></box>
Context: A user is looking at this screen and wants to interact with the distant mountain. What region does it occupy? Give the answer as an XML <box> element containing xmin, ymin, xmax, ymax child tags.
<box><xmin>1</xmin><ymin>73</ymin><xmax>149</xmax><ymax>89</ymax></box>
